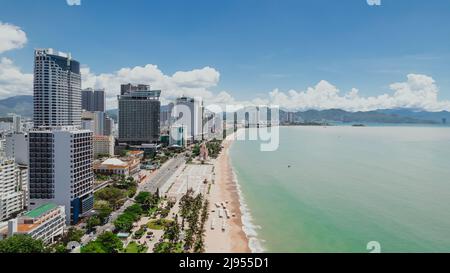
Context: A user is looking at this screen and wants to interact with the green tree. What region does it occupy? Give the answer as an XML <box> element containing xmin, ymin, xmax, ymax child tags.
<box><xmin>96</xmin><ymin>231</ymin><xmax>123</xmax><ymax>253</ymax></box>
<box><xmin>81</xmin><ymin>241</ymin><xmax>106</xmax><ymax>253</ymax></box>
<box><xmin>62</xmin><ymin>227</ymin><xmax>84</xmax><ymax>244</ymax></box>
<box><xmin>192</xmin><ymin>144</ymin><xmax>200</xmax><ymax>157</ymax></box>
<box><xmin>81</xmin><ymin>232</ymin><xmax>122</xmax><ymax>253</ymax></box>
<box><xmin>0</xmin><ymin>235</ymin><xmax>45</xmax><ymax>253</ymax></box>
<box><xmin>95</xmin><ymin>187</ymin><xmax>126</xmax><ymax>210</ymax></box>
<box><xmin>52</xmin><ymin>243</ymin><xmax>69</xmax><ymax>253</ymax></box>
<box><xmin>193</xmin><ymin>237</ymin><xmax>205</xmax><ymax>253</ymax></box>
<box><xmin>94</xmin><ymin>200</ymin><xmax>113</xmax><ymax>222</ymax></box>
<box><xmin>164</xmin><ymin>215</ymin><xmax>181</xmax><ymax>244</ymax></box>
<box><xmin>86</xmin><ymin>216</ymin><xmax>102</xmax><ymax>232</ymax></box>
<box><xmin>124</xmin><ymin>204</ymin><xmax>143</xmax><ymax>216</ymax></box>
<box><xmin>114</xmin><ymin>213</ymin><xmax>136</xmax><ymax>232</ymax></box>
<box><xmin>135</xmin><ymin>191</ymin><xmax>158</xmax><ymax>211</ymax></box>
<box><xmin>135</xmin><ymin>192</ymin><xmax>150</xmax><ymax>204</ymax></box>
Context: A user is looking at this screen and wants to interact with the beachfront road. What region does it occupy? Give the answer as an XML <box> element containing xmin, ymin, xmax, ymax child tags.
<box><xmin>140</xmin><ymin>154</ymin><xmax>186</xmax><ymax>193</ymax></box>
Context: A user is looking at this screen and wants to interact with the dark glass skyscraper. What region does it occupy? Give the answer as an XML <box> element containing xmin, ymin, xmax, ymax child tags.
<box><xmin>118</xmin><ymin>84</ymin><xmax>161</xmax><ymax>144</ymax></box>
<box><xmin>82</xmin><ymin>88</ymin><xmax>105</xmax><ymax>112</ymax></box>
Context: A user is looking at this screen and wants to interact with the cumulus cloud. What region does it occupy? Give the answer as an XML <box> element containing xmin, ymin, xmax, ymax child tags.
<box><xmin>78</xmin><ymin>66</ymin><xmax>450</xmax><ymax>112</ymax></box>
<box><xmin>266</xmin><ymin>74</ymin><xmax>450</xmax><ymax>112</ymax></box>
<box><xmin>1</xmin><ymin>49</ymin><xmax>449</xmax><ymax>113</ymax></box>
<box><xmin>0</xmin><ymin>57</ymin><xmax>33</xmax><ymax>97</ymax></box>
<box><xmin>367</xmin><ymin>0</ymin><xmax>381</xmax><ymax>6</ymax></box>
<box><xmin>66</xmin><ymin>0</ymin><xmax>81</xmax><ymax>5</ymax></box>
<box><xmin>81</xmin><ymin>64</ymin><xmax>222</xmax><ymax>109</ymax></box>
<box><xmin>172</xmin><ymin>67</ymin><xmax>220</xmax><ymax>88</ymax></box>
<box><xmin>0</xmin><ymin>22</ymin><xmax>27</xmax><ymax>54</ymax></box>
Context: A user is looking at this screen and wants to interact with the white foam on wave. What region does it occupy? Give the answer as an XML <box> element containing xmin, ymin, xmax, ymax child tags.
<box><xmin>231</xmin><ymin>167</ymin><xmax>265</xmax><ymax>253</ymax></box>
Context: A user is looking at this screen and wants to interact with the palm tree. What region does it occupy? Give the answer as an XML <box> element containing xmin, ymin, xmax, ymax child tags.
<box><xmin>193</xmin><ymin>236</ymin><xmax>205</xmax><ymax>253</ymax></box>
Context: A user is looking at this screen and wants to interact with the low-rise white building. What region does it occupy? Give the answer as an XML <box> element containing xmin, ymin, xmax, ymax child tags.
<box><xmin>94</xmin><ymin>157</ymin><xmax>141</xmax><ymax>177</ymax></box>
<box><xmin>0</xmin><ymin>203</ymin><xmax>66</xmax><ymax>245</ymax></box>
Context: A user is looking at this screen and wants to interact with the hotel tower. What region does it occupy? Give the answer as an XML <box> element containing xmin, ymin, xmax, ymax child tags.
<box><xmin>29</xmin><ymin>49</ymin><xmax>94</xmax><ymax>225</ymax></box>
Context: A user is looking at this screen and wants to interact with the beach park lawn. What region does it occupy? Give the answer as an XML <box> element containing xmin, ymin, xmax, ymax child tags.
<box><xmin>124</xmin><ymin>242</ymin><xmax>147</xmax><ymax>253</ymax></box>
<box><xmin>153</xmin><ymin>242</ymin><xmax>184</xmax><ymax>253</ymax></box>
<box><xmin>147</xmin><ymin>219</ymin><xmax>174</xmax><ymax>230</ymax></box>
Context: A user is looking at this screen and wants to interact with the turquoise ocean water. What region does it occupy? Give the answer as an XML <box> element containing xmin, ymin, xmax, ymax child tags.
<box><xmin>230</xmin><ymin>126</ymin><xmax>450</xmax><ymax>253</ymax></box>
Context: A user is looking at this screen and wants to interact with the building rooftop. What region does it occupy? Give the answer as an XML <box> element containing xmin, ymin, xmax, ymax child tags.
<box><xmin>101</xmin><ymin>158</ymin><xmax>127</xmax><ymax>167</ymax></box>
<box><xmin>128</xmin><ymin>150</ymin><xmax>144</xmax><ymax>156</ymax></box>
<box><xmin>24</xmin><ymin>203</ymin><xmax>58</xmax><ymax>219</ymax></box>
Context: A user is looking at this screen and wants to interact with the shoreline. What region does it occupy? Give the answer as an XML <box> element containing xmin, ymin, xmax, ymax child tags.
<box><xmin>204</xmin><ymin>132</ymin><xmax>252</xmax><ymax>253</ymax></box>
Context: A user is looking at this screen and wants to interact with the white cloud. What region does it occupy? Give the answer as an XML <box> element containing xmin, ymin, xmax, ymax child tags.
<box><xmin>81</xmin><ymin>64</ymin><xmax>222</xmax><ymax>109</ymax></box>
<box><xmin>66</xmin><ymin>0</ymin><xmax>81</xmax><ymax>5</ymax></box>
<box><xmin>1</xmin><ymin>51</ymin><xmax>449</xmax><ymax>113</ymax></box>
<box><xmin>367</xmin><ymin>0</ymin><xmax>381</xmax><ymax>6</ymax></box>
<box><xmin>0</xmin><ymin>22</ymin><xmax>27</xmax><ymax>54</ymax></box>
<box><xmin>77</xmin><ymin>66</ymin><xmax>450</xmax><ymax>112</ymax></box>
<box><xmin>172</xmin><ymin>67</ymin><xmax>220</xmax><ymax>88</ymax></box>
<box><xmin>266</xmin><ymin>74</ymin><xmax>450</xmax><ymax>112</ymax></box>
<box><xmin>0</xmin><ymin>20</ymin><xmax>448</xmax><ymax>113</ymax></box>
<box><xmin>0</xmin><ymin>57</ymin><xmax>33</xmax><ymax>97</ymax></box>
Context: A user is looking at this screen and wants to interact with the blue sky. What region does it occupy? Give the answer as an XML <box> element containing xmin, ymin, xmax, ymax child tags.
<box><xmin>1</xmin><ymin>0</ymin><xmax>450</xmax><ymax>110</ymax></box>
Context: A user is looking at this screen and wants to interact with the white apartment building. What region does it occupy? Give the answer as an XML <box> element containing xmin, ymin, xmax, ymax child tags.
<box><xmin>5</xmin><ymin>132</ymin><xmax>29</xmax><ymax>165</ymax></box>
<box><xmin>0</xmin><ymin>158</ymin><xmax>28</xmax><ymax>221</ymax></box>
<box><xmin>173</xmin><ymin>97</ymin><xmax>204</xmax><ymax>142</ymax></box>
<box><xmin>81</xmin><ymin>119</ymin><xmax>95</xmax><ymax>132</ymax></box>
<box><xmin>0</xmin><ymin>203</ymin><xmax>66</xmax><ymax>245</ymax></box>
<box><xmin>33</xmin><ymin>49</ymin><xmax>82</xmax><ymax>127</ymax></box>
<box><xmin>82</xmin><ymin>111</ymin><xmax>114</xmax><ymax>136</ymax></box>
<box><xmin>82</xmin><ymin>111</ymin><xmax>104</xmax><ymax>136</ymax></box>
<box><xmin>94</xmin><ymin>135</ymin><xmax>115</xmax><ymax>157</ymax></box>
<box><xmin>11</xmin><ymin>114</ymin><xmax>22</xmax><ymax>133</ymax></box>
<box><xmin>29</xmin><ymin>127</ymin><xmax>94</xmax><ymax>225</ymax></box>
<box><xmin>31</xmin><ymin>49</ymin><xmax>94</xmax><ymax>225</ymax></box>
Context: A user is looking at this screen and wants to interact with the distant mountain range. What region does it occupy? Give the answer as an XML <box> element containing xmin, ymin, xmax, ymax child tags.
<box><xmin>282</xmin><ymin>109</ymin><xmax>450</xmax><ymax>125</ymax></box>
<box><xmin>0</xmin><ymin>95</ymin><xmax>449</xmax><ymax>125</ymax></box>
<box><xmin>0</xmin><ymin>95</ymin><xmax>33</xmax><ymax>118</ymax></box>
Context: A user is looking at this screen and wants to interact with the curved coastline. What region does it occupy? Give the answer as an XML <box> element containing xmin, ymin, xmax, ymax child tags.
<box><xmin>230</xmin><ymin>163</ymin><xmax>265</xmax><ymax>253</ymax></box>
<box><xmin>228</xmin><ymin>131</ymin><xmax>265</xmax><ymax>253</ymax></box>
<box><xmin>204</xmin><ymin>130</ymin><xmax>265</xmax><ymax>253</ymax></box>
<box><xmin>204</xmin><ymin>131</ymin><xmax>251</xmax><ymax>253</ymax></box>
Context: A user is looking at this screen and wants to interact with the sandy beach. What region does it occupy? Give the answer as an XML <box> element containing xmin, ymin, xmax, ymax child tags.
<box><xmin>205</xmin><ymin>134</ymin><xmax>251</xmax><ymax>253</ymax></box>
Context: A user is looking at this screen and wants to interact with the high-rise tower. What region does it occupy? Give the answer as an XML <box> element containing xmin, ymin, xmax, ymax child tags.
<box><xmin>33</xmin><ymin>49</ymin><xmax>82</xmax><ymax>127</ymax></box>
<box><xmin>30</xmin><ymin>49</ymin><xmax>93</xmax><ymax>225</ymax></box>
<box><xmin>118</xmin><ymin>84</ymin><xmax>161</xmax><ymax>144</ymax></box>
<box><xmin>82</xmin><ymin>88</ymin><xmax>105</xmax><ymax>112</ymax></box>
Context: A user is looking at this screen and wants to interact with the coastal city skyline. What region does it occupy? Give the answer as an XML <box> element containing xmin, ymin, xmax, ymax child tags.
<box><xmin>1</xmin><ymin>0</ymin><xmax>450</xmax><ymax>111</ymax></box>
<box><xmin>1</xmin><ymin>44</ymin><xmax>273</xmax><ymax>254</ymax></box>
<box><xmin>1</xmin><ymin>0</ymin><xmax>450</xmax><ymax>264</ymax></box>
